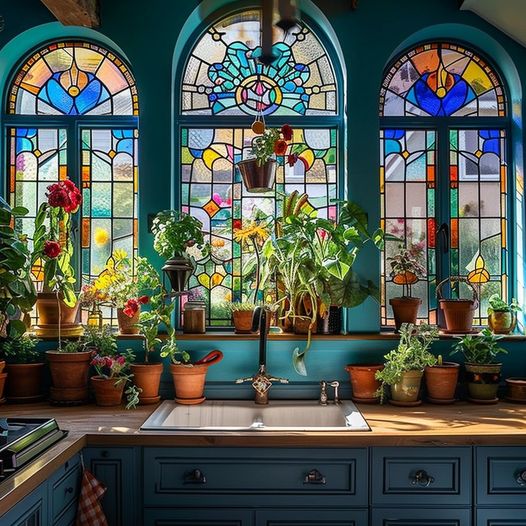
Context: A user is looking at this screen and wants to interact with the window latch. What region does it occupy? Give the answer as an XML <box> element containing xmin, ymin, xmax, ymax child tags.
<box><xmin>436</xmin><ymin>223</ymin><xmax>449</xmax><ymax>254</ymax></box>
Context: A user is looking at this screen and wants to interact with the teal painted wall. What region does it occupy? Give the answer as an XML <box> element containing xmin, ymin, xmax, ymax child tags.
<box><xmin>1</xmin><ymin>0</ymin><xmax>526</xmax><ymax>391</ymax></box>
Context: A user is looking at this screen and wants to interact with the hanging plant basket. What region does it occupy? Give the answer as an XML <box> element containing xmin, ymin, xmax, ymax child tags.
<box><xmin>437</xmin><ymin>276</ymin><xmax>478</xmax><ymax>333</ymax></box>
<box><xmin>236</xmin><ymin>158</ymin><xmax>276</xmax><ymax>193</ymax></box>
<box><xmin>162</xmin><ymin>256</ymin><xmax>194</xmax><ymax>293</ymax></box>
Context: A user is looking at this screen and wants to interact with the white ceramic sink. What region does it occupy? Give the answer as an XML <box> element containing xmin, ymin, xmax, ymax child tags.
<box><xmin>141</xmin><ymin>400</ymin><xmax>370</xmax><ymax>432</ymax></box>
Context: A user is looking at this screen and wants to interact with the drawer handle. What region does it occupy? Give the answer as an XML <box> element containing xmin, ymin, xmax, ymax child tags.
<box><xmin>411</xmin><ymin>470</ymin><xmax>435</xmax><ymax>487</ymax></box>
<box><xmin>184</xmin><ymin>469</ymin><xmax>207</xmax><ymax>485</ymax></box>
<box><xmin>304</xmin><ymin>469</ymin><xmax>326</xmax><ymax>485</ymax></box>
<box><xmin>65</xmin><ymin>486</ymin><xmax>74</xmax><ymax>494</ymax></box>
<box><xmin>516</xmin><ymin>469</ymin><xmax>526</xmax><ymax>486</ymax></box>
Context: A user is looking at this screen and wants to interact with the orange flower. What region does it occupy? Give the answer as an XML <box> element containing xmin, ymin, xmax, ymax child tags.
<box><xmin>273</xmin><ymin>139</ymin><xmax>288</xmax><ymax>156</ymax></box>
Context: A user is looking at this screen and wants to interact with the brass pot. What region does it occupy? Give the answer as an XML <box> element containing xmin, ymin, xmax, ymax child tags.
<box><xmin>488</xmin><ymin>311</ymin><xmax>517</xmax><ymax>334</ymax></box>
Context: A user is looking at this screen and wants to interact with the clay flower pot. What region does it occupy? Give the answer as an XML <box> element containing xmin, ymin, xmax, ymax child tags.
<box><xmin>5</xmin><ymin>363</ymin><xmax>45</xmax><ymax>402</ymax></box>
<box><xmin>437</xmin><ymin>277</ymin><xmax>478</xmax><ymax>333</ymax></box>
<box><xmin>232</xmin><ymin>310</ymin><xmax>255</xmax><ymax>334</ymax></box>
<box><xmin>345</xmin><ymin>364</ymin><xmax>383</xmax><ymax>404</ymax></box>
<box><xmin>46</xmin><ymin>350</ymin><xmax>92</xmax><ymax>404</ymax></box>
<box><xmin>0</xmin><ymin>372</ymin><xmax>6</xmax><ymax>403</ymax></box>
<box><xmin>294</xmin><ymin>317</ymin><xmax>317</xmax><ymax>335</ymax></box>
<box><xmin>506</xmin><ymin>377</ymin><xmax>526</xmax><ymax>403</ymax></box>
<box><xmin>117</xmin><ymin>307</ymin><xmax>140</xmax><ymax>335</ymax></box>
<box><xmin>389</xmin><ymin>297</ymin><xmax>422</xmax><ymax>332</ymax></box>
<box><xmin>465</xmin><ymin>363</ymin><xmax>502</xmax><ymax>403</ymax></box>
<box><xmin>91</xmin><ymin>376</ymin><xmax>125</xmax><ymax>406</ymax></box>
<box><xmin>34</xmin><ymin>292</ymin><xmax>83</xmax><ymax>337</ymax></box>
<box><xmin>130</xmin><ymin>363</ymin><xmax>163</xmax><ymax>404</ymax></box>
<box><xmin>390</xmin><ymin>370</ymin><xmax>424</xmax><ymax>406</ymax></box>
<box><xmin>424</xmin><ymin>362</ymin><xmax>460</xmax><ymax>404</ymax></box>
<box><xmin>0</xmin><ymin>360</ymin><xmax>5</xmax><ymax>374</ymax></box>
<box><xmin>488</xmin><ymin>311</ymin><xmax>517</xmax><ymax>334</ymax></box>
<box><xmin>236</xmin><ymin>158</ymin><xmax>276</xmax><ymax>193</ymax></box>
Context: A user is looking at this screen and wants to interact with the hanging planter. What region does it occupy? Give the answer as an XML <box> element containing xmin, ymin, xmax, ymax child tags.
<box><xmin>437</xmin><ymin>276</ymin><xmax>478</xmax><ymax>333</ymax></box>
<box><xmin>161</xmin><ymin>257</ymin><xmax>194</xmax><ymax>293</ymax></box>
<box><xmin>237</xmin><ymin>158</ymin><xmax>277</xmax><ymax>193</ymax></box>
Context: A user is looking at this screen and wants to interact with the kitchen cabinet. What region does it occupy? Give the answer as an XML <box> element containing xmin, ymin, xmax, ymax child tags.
<box><xmin>0</xmin><ymin>483</ymin><xmax>47</xmax><ymax>526</ymax></box>
<box><xmin>371</xmin><ymin>508</ymin><xmax>471</xmax><ymax>525</ymax></box>
<box><xmin>143</xmin><ymin>508</ymin><xmax>254</xmax><ymax>525</ymax></box>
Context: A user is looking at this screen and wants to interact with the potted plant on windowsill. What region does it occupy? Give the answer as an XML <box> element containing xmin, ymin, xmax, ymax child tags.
<box><xmin>487</xmin><ymin>294</ymin><xmax>521</xmax><ymax>334</ymax></box>
<box><xmin>31</xmin><ymin>179</ymin><xmax>83</xmax><ymax>337</ymax></box>
<box><xmin>152</xmin><ymin>211</ymin><xmax>207</xmax><ymax>293</ymax></box>
<box><xmin>437</xmin><ymin>276</ymin><xmax>478</xmax><ymax>333</ymax></box>
<box><xmin>451</xmin><ymin>328</ymin><xmax>507</xmax><ymax>403</ymax></box>
<box><xmin>224</xmin><ymin>302</ymin><xmax>257</xmax><ymax>334</ymax></box>
<box><xmin>387</xmin><ymin>244</ymin><xmax>425</xmax><ymax>332</ymax></box>
<box><xmin>376</xmin><ymin>323</ymin><xmax>439</xmax><ymax>406</ymax></box>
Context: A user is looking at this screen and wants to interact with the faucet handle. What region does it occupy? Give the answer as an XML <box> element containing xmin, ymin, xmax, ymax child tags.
<box><xmin>235</xmin><ymin>376</ymin><xmax>254</xmax><ymax>384</ymax></box>
<box><xmin>319</xmin><ymin>380</ymin><xmax>328</xmax><ymax>405</ymax></box>
<box><xmin>268</xmin><ymin>375</ymin><xmax>289</xmax><ymax>384</ymax></box>
<box><xmin>328</xmin><ymin>380</ymin><xmax>341</xmax><ymax>404</ymax></box>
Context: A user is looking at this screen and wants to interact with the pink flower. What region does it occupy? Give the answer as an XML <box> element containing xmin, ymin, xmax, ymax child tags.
<box><xmin>116</xmin><ymin>356</ymin><xmax>126</xmax><ymax>365</ymax></box>
<box><xmin>212</xmin><ymin>192</ymin><xmax>222</xmax><ymax>205</ymax></box>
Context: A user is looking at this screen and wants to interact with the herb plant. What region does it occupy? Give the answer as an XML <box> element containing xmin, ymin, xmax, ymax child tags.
<box><xmin>387</xmin><ymin>244</ymin><xmax>426</xmax><ymax>298</ymax></box>
<box><xmin>82</xmin><ymin>325</ymin><xmax>118</xmax><ymax>356</ymax></box>
<box><xmin>1</xmin><ymin>334</ymin><xmax>41</xmax><ymax>364</ymax></box>
<box><xmin>451</xmin><ymin>328</ymin><xmax>507</xmax><ymax>364</ymax></box>
<box><xmin>487</xmin><ymin>294</ymin><xmax>521</xmax><ymax>315</ymax></box>
<box><xmin>159</xmin><ymin>333</ymin><xmax>190</xmax><ymax>365</ymax></box>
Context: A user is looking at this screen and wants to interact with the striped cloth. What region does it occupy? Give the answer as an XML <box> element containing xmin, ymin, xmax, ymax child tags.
<box><xmin>75</xmin><ymin>469</ymin><xmax>108</xmax><ymax>526</ymax></box>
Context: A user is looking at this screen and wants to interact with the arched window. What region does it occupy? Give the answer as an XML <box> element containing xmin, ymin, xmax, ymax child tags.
<box><xmin>379</xmin><ymin>41</ymin><xmax>509</xmax><ymax>327</ymax></box>
<box><xmin>5</xmin><ymin>41</ymin><xmax>139</xmax><ymax>323</ymax></box>
<box><xmin>178</xmin><ymin>9</ymin><xmax>342</xmax><ymax>327</ymax></box>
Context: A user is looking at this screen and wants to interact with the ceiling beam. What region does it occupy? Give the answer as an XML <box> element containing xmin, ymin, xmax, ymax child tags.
<box><xmin>40</xmin><ymin>0</ymin><xmax>100</xmax><ymax>28</ymax></box>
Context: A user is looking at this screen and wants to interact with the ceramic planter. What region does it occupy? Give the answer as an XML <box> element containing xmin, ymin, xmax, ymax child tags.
<box><xmin>0</xmin><ymin>360</ymin><xmax>5</xmax><ymax>374</ymax></box>
<box><xmin>437</xmin><ymin>277</ymin><xmax>478</xmax><ymax>333</ymax></box>
<box><xmin>5</xmin><ymin>363</ymin><xmax>45</xmax><ymax>402</ymax></box>
<box><xmin>389</xmin><ymin>297</ymin><xmax>422</xmax><ymax>331</ymax></box>
<box><xmin>162</xmin><ymin>256</ymin><xmax>193</xmax><ymax>293</ymax></box>
<box><xmin>506</xmin><ymin>377</ymin><xmax>526</xmax><ymax>403</ymax></box>
<box><xmin>91</xmin><ymin>376</ymin><xmax>125</xmax><ymax>406</ymax></box>
<box><xmin>424</xmin><ymin>362</ymin><xmax>460</xmax><ymax>404</ymax></box>
<box><xmin>345</xmin><ymin>364</ymin><xmax>383</xmax><ymax>404</ymax></box>
<box><xmin>117</xmin><ymin>307</ymin><xmax>140</xmax><ymax>335</ymax></box>
<box><xmin>34</xmin><ymin>292</ymin><xmax>83</xmax><ymax>337</ymax></box>
<box><xmin>130</xmin><ymin>363</ymin><xmax>163</xmax><ymax>404</ymax></box>
<box><xmin>488</xmin><ymin>311</ymin><xmax>517</xmax><ymax>334</ymax></box>
<box><xmin>46</xmin><ymin>350</ymin><xmax>92</xmax><ymax>404</ymax></box>
<box><xmin>232</xmin><ymin>310</ymin><xmax>255</xmax><ymax>334</ymax></box>
<box><xmin>465</xmin><ymin>363</ymin><xmax>502</xmax><ymax>403</ymax></box>
<box><xmin>294</xmin><ymin>317</ymin><xmax>317</xmax><ymax>335</ymax></box>
<box><xmin>390</xmin><ymin>370</ymin><xmax>423</xmax><ymax>406</ymax></box>
<box><xmin>236</xmin><ymin>158</ymin><xmax>276</xmax><ymax>193</ymax></box>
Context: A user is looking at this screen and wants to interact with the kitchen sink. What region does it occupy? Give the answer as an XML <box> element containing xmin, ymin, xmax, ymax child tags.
<box><xmin>140</xmin><ymin>400</ymin><xmax>370</xmax><ymax>432</ymax></box>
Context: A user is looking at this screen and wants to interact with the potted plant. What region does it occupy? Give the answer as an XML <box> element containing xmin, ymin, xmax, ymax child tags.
<box><xmin>487</xmin><ymin>294</ymin><xmax>521</xmax><ymax>334</ymax></box>
<box><xmin>224</xmin><ymin>302</ymin><xmax>257</xmax><ymax>334</ymax></box>
<box><xmin>344</xmin><ymin>364</ymin><xmax>384</xmax><ymax>404</ymax></box>
<box><xmin>387</xmin><ymin>244</ymin><xmax>425</xmax><ymax>331</ymax></box>
<box><xmin>437</xmin><ymin>276</ymin><xmax>478</xmax><ymax>333</ymax></box>
<box><xmin>152</xmin><ymin>210</ymin><xmax>207</xmax><ymax>293</ymax></box>
<box><xmin>160</xmin><ymin>333</ymin><xmax>223</xmax><ymax>404</ymax></box>
<box><xmin>424</xmin><ymin>355</ymin><xmax>460</xmax><ymax>404</ymax></box>
<box><xmin>0</xmin><ymin>198</ymin><xmax>36</xmax><ymax>339</ymax></box>
<box><xmin>2</xmin><ymin>334</ymin><xmax>44</xmax><ymax>402</ymax></box>
<box><xmin>236</xmin><ymin>124</ymin><xmax>296</xmax><ymax>193</ymax></box>
<box><xmin>31</xmin><ymin>179</ymin><xmax>83</xmax><ymax>337</ymax></box>
<box><xmin>376</xmin><ymin>323</ymin><xmax>439</xmax><ymax>406</ymax></box>
<box><xmin>451</xmin><ymin>328</ymin><xmax>507</xmax><ymax>403</ymax></box>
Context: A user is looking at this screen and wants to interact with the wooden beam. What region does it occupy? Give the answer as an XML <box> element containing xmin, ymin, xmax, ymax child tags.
<box><xmin>40</xmin><ymin>0</ymin><xmax>100</xmax><ymax>28</ymax></box>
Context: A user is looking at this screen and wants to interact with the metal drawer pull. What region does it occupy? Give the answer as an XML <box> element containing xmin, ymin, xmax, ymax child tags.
<box><xmin>65</xmin><ymin>486</ymin><xmax>74</xmax><ymax>494</ymax></box>
<box><xmin>184</xmin><ymin>468</ymin><xmax>207</xmax><ymax>484</ymax></box>
<box><xmin>304</xmin><ymin>469</ymin><xmax>326</xmax><ymax>485</ymax></box>
<box><xmin>515</xmin><ymin>469</ymin><xmax>526</xmax><ymax>486</ymax></box>
<box><xmin>411</xmin><ymin>470</ymin><xmax>435</xmax><ymax>487</ymax></box>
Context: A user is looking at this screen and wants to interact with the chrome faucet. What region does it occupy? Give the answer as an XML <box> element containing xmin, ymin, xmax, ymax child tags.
<box><xmin>319</xmin><ymin>380</ymin><xmax>341</xmax><ymax>405</ymax></box>
<box><xmin>235</xmin><ymin>306</ymin><xmax>288</xmax><ymax>404</ymax></box>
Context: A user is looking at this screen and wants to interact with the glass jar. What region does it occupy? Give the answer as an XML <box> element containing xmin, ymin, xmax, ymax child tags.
<box><xmin>183</xmin><ymin>301</ymin><xmax>206</xmax><ymax>334</ymax></box>
<box><xmin>87</xmin><ymin>304</ymin><xmax>103</xmax><ymax>329</ymax></box>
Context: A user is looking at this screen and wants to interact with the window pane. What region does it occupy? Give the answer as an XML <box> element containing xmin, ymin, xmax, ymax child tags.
<box><xmin>181</xmin><ymin>126</ymin><xmax>338</xmax><ymax>326</ymax></box>
<box><xmin>449</xmin><ymin>129</ymin><xmax>507</xmax><ymax>324</ymax></box>
<box><xmin>380</xmin><ymin>129</ymin><xmax>437</xmax><ymax>327</ymax></box>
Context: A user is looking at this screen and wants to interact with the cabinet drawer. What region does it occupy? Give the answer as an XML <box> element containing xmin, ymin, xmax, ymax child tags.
<box><xmin>53</xmin><ymin>500</ymin><xmax>77</xmax><ymax>526</ymax></box>
<box><xmin>143</xmin><ymin>508</ymin><xmax>254</xmax><ymax>525</ymax></box>
<box><xmin>476</xmin><ymin>446</ymin><xmax>526</xmax><ymax>505</ymax></box>
<box><xmin>372</xmin><ymin>507</ymin><xmax>471</xmax><ymax>525</ymax></box>
<box><xmin>476</xmin><ymin>508</ymin><xmax>526</xmax><ymax>525</ymax></box>
<box><xmin>49</xmin><ymin>454</ymin><xmax>81</xmax><ymax>522</ymax></box>
<box><xmin>256</xmin><ymin>508</ymin><xmax>368</xmax><ymax>525</ymax></box>
<box><xmin>144</xmin><ymin>447</ymin><xmax>368</xmax><ymax>508</ymax></box>
<box><xmin>372</xmin><ymin>447</ymin><xmax>471</xmax><ymax>506</ymax></box>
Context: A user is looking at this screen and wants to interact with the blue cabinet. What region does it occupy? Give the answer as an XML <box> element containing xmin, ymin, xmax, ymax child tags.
<box><xmin>371</xmin><ymin>508</ymin><xmax>471</xmax><ymax>526</ymax></box>
<box><xmin>256</xmin><ymin>508</ymin><xmax>368</xmax><ymax>525</ymax></box>
<box><xmin>48</xmin><ymin>453</ymin><xmax>81</xmax><ymax>526</ymax></box>
<box><xmin>143</xmin><ymin>508</ymin><xmax>254</xmax><ymax>525</ymax></box>
<box><xmin>0</xmin><ymin>484</ymin><xmax>47</xmax><ymax>526</ymax></box>
<box><xmin>476</xmin><ymin>509</ymin><xmax>526</xmax><ymax>525</ymax></box>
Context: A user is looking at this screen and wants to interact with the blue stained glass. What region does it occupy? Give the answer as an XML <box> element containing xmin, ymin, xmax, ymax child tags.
<box><xmin>116</xmin><ymin>139</ymin><xmax>134</xmax><ymax>154</ymax></box>
<box><xmin>384</xmin><ymin>130</ymin><xmax>405</xmax><ymax>140</ymax></box>
<box><xmin>385</xmin><ymin>140</ymin><xmax>402</xmax><ymax>155</ymax></box>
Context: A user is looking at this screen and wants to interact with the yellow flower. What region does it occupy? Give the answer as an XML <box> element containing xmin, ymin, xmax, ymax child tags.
<box><xmin>112</xmin><ymin>249</ymin><xmax>128</xmax><ymax>261</ymax></box>
<box><xmin>233</xmin><ymin>221</ymin><xmax>270</xmax><ymax>247</ymax></box>
<box><xmin>94</xmin><ymin>227</ymin><xmax>110</xmax><ymax>246</ymax></box>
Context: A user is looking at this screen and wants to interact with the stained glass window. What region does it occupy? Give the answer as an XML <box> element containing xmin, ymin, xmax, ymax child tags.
<box><xmin>379</xmin><ymin>41</ymin><xmax>509</xmax><ymax>328</ymax></box>
<box><xmin>181</xmin><ymin>10</ymin><xmax>337</xmax><ymax>116</ymax></box>
<box><xmin>5</xmin><ymin>41</ymin><xmax>139</xmax><ymax>325</ymax></box>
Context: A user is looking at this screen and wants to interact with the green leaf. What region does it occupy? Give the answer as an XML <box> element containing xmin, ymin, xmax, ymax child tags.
<box><xmin>372</xmin><ymin>228</ymin><xmax>385</xmax><ymax>249</ymax></box>
<box><xmin>11</xmin><ymin>206</ymin><xmax>29</xmax><ymax>217</ymax></box>
<box><xmin>8</xmin><ymin>320</ymin><xmax>27</xmax><ymax>338</ymax></box>
<box><xmin>292</xmin><ymin>347</ymin><xmax>308</xmax><ymax>376</ymax></box>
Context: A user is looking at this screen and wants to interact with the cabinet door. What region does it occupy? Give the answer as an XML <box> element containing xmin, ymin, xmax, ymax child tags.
<box><xmin>371</xmin><ymin>508</ymin><xmax>471</xmax><ymax>526</ymax></box>
<box><xmin>0</xmin><ymin>483</ymin><xmax>47</xmax><ymax>526</ymax></box>
<box><xmin>476</xmin><ymin>509</ymin><xmax>526</xmax><ymax>525</ymax></box>
<box><xmin>83</xmin><ymin>447</ymin><xmax>140</xmax><ymax>526</ymax></box>
<box><xmin>256</xmin><ymin>508</ymin><xmax>368</xmax><ymax>525</ymax></box>
<box><xmin>143</xmin><ymin>508</ymin><xmax>253</xmax><ymax>525</ymax></box>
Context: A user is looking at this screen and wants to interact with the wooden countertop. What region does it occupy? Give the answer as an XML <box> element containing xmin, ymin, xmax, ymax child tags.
<box><xmin>2</xmin><ymin>400</ymin><xmax>526</xmax><ymax>513</ymax></box>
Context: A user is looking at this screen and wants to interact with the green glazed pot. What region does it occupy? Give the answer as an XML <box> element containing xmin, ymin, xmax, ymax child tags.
<box><xmin>465</xmin><ymin>363</ymin><xmax>502</xmax><ymax>401</ymax></box>
<box><xmin>391</xmin><ymin>370</ymin><xmax>424</xmax><ymax>403</ymax></box>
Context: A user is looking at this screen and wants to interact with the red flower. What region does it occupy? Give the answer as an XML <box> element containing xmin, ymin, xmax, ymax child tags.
<box><xmin>46</xmin><ymin>180</ymin><xmax>82</xmax><ymax>213</ymax></box>
<box><xmin>43</xmin><ymin>240</ymin><xmax>61</xmax><ymax>259</ymax></box>
<box><xmin>273</xmin><ymin>139</ymin><xmax>288</xmax><ymax>156</ymax></box>
<box><xmin>123</xmin><ymin>298</ymin><xmax>139</xmax><ymax>318</ymax></box>
<box><xmin>287</xmin><ymin>153</ymin><xmax>298</xmax><ymax>167</ymax></box>
<box><xmin>138</xmin><ymin>295</ymin><xmax>149</xmax><ymax>305</ymax></box>
<box><xmin>47</xmin><ymin>184</ymin><xmax>69</xmax><ymax>208</ymax></box>
<box><xmin>281</xmin><ymin>124</ymin><xmax>293</xmax><ymax>141</ymax></box>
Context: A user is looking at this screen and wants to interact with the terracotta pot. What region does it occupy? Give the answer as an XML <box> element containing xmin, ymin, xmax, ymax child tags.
<box><xmin>506</xmin><ymin>377</ymin><xmax>526</xmax><ymax>402</ymax></box>
<box><xmin>389</xmin><ymin>297</ymin><xmax>422</xmax><ymax>331</ymax></box>
<box><xmin>294</xmin><ymin>317</ymin><xmax>318</xmax><ymax>335</ymax></box>
<box><xmin>236</xmin><ymin>158</ymin><xmax>276</xmax><ymax>193</ymax></box>
<box><xmin>130</xmin><ymin>363</ymin><xmax>163</xmax><ymax>404</ymax></box>
<box><xmin>390</xmin><ymin>370</ymin><xmax>423</xmax><ymax>404</ymax></box>
<box><xmin>0</xmin><ymin>372</ymin><xmax>6</xmax><ymax>401</ymax></box>
<box><xmin>36</xmin><ymin>292</ymin><xmax>79</xmax><ymax>325</ymax></box>
<box><xmin>5</xmin><ymin>363</ymin><xmax>45</xmax><ymax>402</ymax></box>
<box><xmin>0</xmin><ymin>360</ymin><xmax>5</xmax><ymax>374</ymax></box>
<box><xmin>424</xmin><ymin>362</ymin><xmax>460</xmax><ymax>403</ymax></box>
<box><xmin>465</xmin><ymin>363</ymin><xmax>502</xmax><ymax>401</ymax></box>
<box><xmin>162</xmin><ymin>256</ymin><xmax>193</xmax><ymax>293</ymax></box>
<box><xmin>345</xmin><ymin>364</ymin><xmax>383</xmax><ymax>403</ymax></box>
<box><xmin>439</xmin><ymin>299</ymin><xmax>477</xmax><ymax>333</ymax></box>
<box><xmin>91</xmin><ymin>376</ymin><xmax>125</xmax><ymax>406</ymax></box>
<box><xmin>46</xmin><ymin>350</ymin><xmax>92</xmax><ymax>403</ymax></box>
<box><xmin>232</xmin><ymin>310</ymin><xmax>255</xmax><ymax>334</ymax></box>
<box><xmin>488</xmin><ymin>311</ymin><xmax>517</xmax><ymax>334</ymax></box>
<box><xmin>117</xmin><ymin>307</ymin><xmax>140</xmax><ymax>335</ymax></box>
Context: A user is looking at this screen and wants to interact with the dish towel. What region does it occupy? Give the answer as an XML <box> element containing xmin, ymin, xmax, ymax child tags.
<box><xmin>75</xmin><ymin>469</ymin><xmax>109</xmax><ymax>526</ymax></box>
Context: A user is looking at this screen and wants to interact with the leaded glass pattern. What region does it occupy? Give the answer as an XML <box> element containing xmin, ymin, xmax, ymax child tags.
<box><xmin>181</xmin><ymin>127</ymin><xmax>338</xmax><ymax>326</ymax></box>
<box><xmin>380</xmin><ymin>129</ymin><xmax>437</xmax><ymax>327</ymax></box>
<box><xmin>380</xmin><ymin>42</ymin><xmax>506</xmax><ymax>117</ymax></box>
<box><xmin>9</xmin><ymin>41</ymin><xmax>138</xmax><ymax>116</ymax></box>
<box><xmin>181</xmin><ymin>10</ymin><xmax>337</xmax><ymax>116</ymax></box>
<box><xmin>449</xmin><ymin>129</ymin><xmax>507</xmax><ymax>324</ymax></box>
